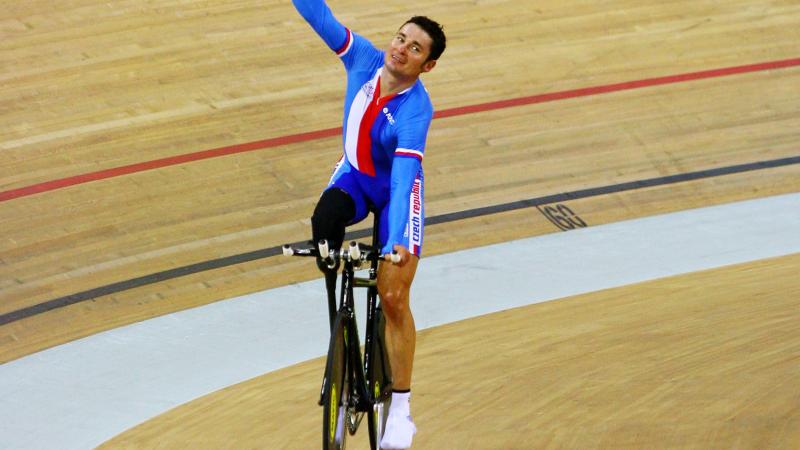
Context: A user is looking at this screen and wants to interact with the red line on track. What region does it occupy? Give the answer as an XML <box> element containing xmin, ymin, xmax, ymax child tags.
<box><xmin>0</xmin><ymin>127</ymin><xmax>339</xmax><ymax>203</ymax></box>
<box><xmin>2</xmin><ymin>57</ymin><xmax>798</xmax><ymax>203</ymax></box>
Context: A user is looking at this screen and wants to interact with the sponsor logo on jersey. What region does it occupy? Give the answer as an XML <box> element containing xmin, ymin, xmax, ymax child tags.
<box><xmin>410</xmin><ymin>177</ymin><xmax>422</xmax><ymax>246</ymax></box>
<box><xmin>361</xmin><ymin>81</ymin><xmax>375</xmax><ymax>98</ymax></box>
<box><xmin>383</xmin><ymin>107</ymin><xmax>396</xmax><ymax>125</ymax></box>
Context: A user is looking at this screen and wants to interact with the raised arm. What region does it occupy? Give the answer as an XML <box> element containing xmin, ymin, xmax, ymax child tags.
<box><xmin>292</xmin><ymin>0</ymin><xmax>351</xmax><ymax>55</ymax></box>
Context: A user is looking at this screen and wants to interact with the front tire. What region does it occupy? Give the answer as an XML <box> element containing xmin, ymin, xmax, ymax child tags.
<box><xmin>323</xmin><ymin>314</ymin><xmax>349</xmax><ymax>449</ymax></box>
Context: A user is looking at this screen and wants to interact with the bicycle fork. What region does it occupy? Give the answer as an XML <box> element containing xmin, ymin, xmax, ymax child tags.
<box><xmin>318</xmin><ymin>264</ymin><xmax>373</xmax><ymax>412</ymax></box>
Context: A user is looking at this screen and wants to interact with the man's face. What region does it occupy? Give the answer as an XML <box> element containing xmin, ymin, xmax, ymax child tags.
<box><xmin>384</xmin><ymin>22</ymin><xmax>437</xmax><ymax>80</ymax></box>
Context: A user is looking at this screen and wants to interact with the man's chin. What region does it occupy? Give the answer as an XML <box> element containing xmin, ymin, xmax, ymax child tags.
<box><xmin>383</xmin><ymin>63</ymin><xmax>401</xmax><ymax>76</ymax></box>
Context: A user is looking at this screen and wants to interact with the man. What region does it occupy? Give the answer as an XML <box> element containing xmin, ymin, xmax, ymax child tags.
<box><xmin>291</xmin><ymin>0</ymin><xmax>446</xmax><ymax>447</ymax></box>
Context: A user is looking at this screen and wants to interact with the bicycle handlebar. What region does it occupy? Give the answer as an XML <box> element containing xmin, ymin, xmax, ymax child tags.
<box><xmin>282</xmin><ymin>240</ymin><xmax>401</xmax><ymax>264</ymax></box>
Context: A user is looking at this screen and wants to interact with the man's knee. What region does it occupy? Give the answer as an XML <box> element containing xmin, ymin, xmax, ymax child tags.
<box><xmin>378</xmin><ymin>280</ymin><xmax>411</xmax><ymax>319</ymax></box>
<box><xmin>377</xmin><ymin>257</ymin><xmax>418</xmax><ymax>319</ymax></box>
<box><xmin>311</xmin><ymin>188</ymin><xmax>355</xmax><ymax>250</ymax></box>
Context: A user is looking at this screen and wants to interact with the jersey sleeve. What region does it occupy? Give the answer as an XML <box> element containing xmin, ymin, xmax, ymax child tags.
<box><xmin>292</xmin><ymin>0</ymin><xmax>381</xmax><ymax>69</ymax></box>
<box><xmin>393</xmin><ymin>103</ymin><xmax>432</xmax><ymax>162</ymax></box>
<box><xmin>292</xmin><ymin>0</ymin><xmax>351</xmax><ymax>56</ymax></box>
<box><xmin>382</xmin><ymin>156</ymin><xmax>422</xmax><ymax>255</ymax></box>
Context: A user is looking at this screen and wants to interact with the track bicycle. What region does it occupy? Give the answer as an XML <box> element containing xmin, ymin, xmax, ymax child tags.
<box><xmin>283</xmin><ymin>214</ymin><xmax>398</xmax><ymax>449</ymax></box>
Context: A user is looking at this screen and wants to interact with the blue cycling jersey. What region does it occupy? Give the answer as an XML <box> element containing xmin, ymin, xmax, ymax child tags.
<box><xmin>293</xmin><ymin>0</ymin><xmax>432</xmax><ymax>255</ymax></box>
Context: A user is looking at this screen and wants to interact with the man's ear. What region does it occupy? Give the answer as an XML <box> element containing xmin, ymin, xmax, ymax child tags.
<box><xmin>421</xmin><ymin>59</ymin><xmax>437</xmax><ymax>74</ymax></box>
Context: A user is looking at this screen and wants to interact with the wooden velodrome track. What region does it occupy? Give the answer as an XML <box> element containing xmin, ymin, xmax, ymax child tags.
<box><xmin>2</xmin><ymin>0</ymin><xmax>799</xmax><ymax>448</ymax></box>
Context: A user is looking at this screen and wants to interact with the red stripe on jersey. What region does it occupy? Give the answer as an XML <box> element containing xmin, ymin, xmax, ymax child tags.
<box><xmin>336</xmin><ymin>29</ymin><xmax>352</xmax><ymax>55</ymax></box>
<box><xmin>356</xmin><ymin>78</ymin><xmax>396</xmax><ymax>176</ymax></box>
<box><xmin>395</xmin><ymin>150</ymin><xmax>423</xmax><ymax>161</ymax></box>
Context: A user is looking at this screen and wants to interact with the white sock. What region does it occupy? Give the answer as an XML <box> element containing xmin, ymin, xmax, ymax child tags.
<box><xmin>390</xmin><ymin>391</ymin><xmax>411</xmax><ymax>416</ymax></box>
<box><xmin>381</xmin><ymin>391</ymin><xmax>416</xmax><ymax>449</ymax></box>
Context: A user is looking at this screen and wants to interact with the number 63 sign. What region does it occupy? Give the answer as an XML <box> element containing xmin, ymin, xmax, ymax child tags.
<box><xmin>537</xmin><ymin>204</ymin><xmax>588</xmax><ymax>231</ymax></box>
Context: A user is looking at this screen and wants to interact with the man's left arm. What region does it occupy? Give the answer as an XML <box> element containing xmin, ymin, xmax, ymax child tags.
<box><xmin>382</xmin><ymin>109</ymin><xmax>432</xmax><ymax>261</ymax></box>
<box><xmin>383</xmin><ymin>156</ymin><xmax>422</xmax><ymax>261</ymax></box>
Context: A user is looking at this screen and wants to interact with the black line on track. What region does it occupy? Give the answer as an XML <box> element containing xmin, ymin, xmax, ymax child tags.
<box><xmin>2</xmin><ymin>155</ymin><xmax>798</xmax><ymax>326</ymax></box>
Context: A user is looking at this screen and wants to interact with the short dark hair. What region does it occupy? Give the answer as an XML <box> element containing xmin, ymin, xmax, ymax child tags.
<box><xmin>403</xmin><ymin>16</ymin><xmax>446</xmax><ymax>61</ymax></box>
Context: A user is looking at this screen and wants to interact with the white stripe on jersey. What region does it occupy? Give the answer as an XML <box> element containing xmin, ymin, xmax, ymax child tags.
<box><xmin>327</xmin><ymin>155</ymin><xmax>346</xmax><ymax>185</ymax></box>
<box><xmin>344</xmin><ymin>69</ymin><xmax>381</xmax><ymax>171</ymax></box>
<box><xmin>395</xmin><ymin>148</ymin><xmax>424</xmax><ymax>161</ymax></box>
<box><xmin>336</xmin><ymin>29</ymin><xmax>354</xmax><ymax>57</ymax></box>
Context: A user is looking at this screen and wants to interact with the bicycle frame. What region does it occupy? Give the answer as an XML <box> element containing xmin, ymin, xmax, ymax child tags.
<box><xmin>282</xmin><ymin>213</ymin><xmax>393</xmax><ymax>447</ymax></box>
<box><xmin>282</xmin><ymin>213</ymin><xmax>391</xmax><ymax>410</ymax></box>
<box><xmin>321</xmin><ymin>214</ymin><xmax>383</xmax><ymax>414</ymax></box>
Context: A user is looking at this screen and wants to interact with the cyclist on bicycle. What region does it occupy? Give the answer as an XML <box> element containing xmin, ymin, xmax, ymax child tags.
<box><xmin>291</xmin><ymin>0</ymin><xmax>446</xmax><ymax>447</ymax></box>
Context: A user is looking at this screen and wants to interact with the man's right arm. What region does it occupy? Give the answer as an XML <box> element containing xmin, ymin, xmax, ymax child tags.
<box><xmin>292</xmin><ymin>0</ymin><xmax>351</xmax><ymax>55</ymax></box>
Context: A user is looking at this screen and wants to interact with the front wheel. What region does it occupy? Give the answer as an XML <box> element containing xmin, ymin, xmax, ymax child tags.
<box><xmin>323</xmin><ymin>313</ymin><xmax>349</xmax><ymax>450</ymax></box>
<box><xmin>367</xmin><ymin>307</ymin><xmax>392</xmax><ymax>450</ymax></box>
